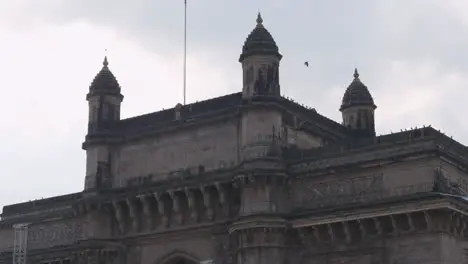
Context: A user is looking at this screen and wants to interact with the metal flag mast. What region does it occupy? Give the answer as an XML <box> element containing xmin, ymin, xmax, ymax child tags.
<box><xmin>183</xmin><ymin>0</ymin><xmax>187</xmax><ymax>105</ymax></box>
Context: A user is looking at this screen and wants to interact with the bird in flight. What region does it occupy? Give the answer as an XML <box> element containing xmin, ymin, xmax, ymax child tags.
<box><xmin>304</xmin><ymin>61</ymin><xmax>310</xmax><ymax>67</ymax></box>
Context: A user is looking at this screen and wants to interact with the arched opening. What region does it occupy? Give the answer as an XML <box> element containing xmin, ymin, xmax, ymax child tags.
<box><xmin>163</xmin><ymin>256</ymin><xmax>198</xmax><ymax>264</ymax></box>
<box><xmin>156</xmin><ymin>251</ymin><xmax>200</xmax><ymax>264</ymax></box>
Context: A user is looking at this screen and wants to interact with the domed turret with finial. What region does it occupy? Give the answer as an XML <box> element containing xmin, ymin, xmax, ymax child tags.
<box><xmin>88</xmin><ymin>56</ymin><xmax>122</xmax><ymax>97</ymax></box>
<box><xmin>83</xmin><ymin>55</ymin><xmax>124</xmax><ymax>190</ymax></box>
<box><xmin>340</xmin><ymin>69</ymin><xmax>377</xmax><ymax>137</ymax></box>
<box><xmin>85</xmin><ymin>56</ymin><xmax>124</xmax><ymax>135</ymax></box>
<box><xmin>239</xmin><ymin>13</ymin><xmax>282</xmax><ymax>98</ymax></box>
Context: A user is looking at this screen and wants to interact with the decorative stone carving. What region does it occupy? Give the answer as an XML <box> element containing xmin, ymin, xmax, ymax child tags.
<box><xmin>298</xmin><ymin>173</ymin><xmax>384</xmax><ymax>207</ymax></box>
<box><xmin>28</xmin><ymin>221</ymin><xmax>84</xmax><ymax>249</ymax></box>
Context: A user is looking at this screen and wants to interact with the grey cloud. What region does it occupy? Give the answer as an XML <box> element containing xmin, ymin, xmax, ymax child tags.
<box><xmin>25</xmin><ymin>1</ymin><xmax>468</xmax><ymax>78</ymax></box>
<box><xmin>5</xmin><ymin>0</ymin><xmax>468</xmax><ymax>129</ymax></box>
<box><xmin>11</xmin><ymin>0</ymin><xmax>468</xmax><ymax>131</ymax></box>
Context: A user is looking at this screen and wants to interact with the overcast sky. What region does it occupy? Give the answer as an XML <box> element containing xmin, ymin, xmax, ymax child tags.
<box><xmin>1</xmin><ymin>0</ymin><xmax>468</xmax><ymax>209</ymax></box>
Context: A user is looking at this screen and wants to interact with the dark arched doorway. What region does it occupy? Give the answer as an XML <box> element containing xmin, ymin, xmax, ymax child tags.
<box><xmin>156</xmin><ymin>252</ymin><xmax>199</xmax><ymax>264</ymax></box>
<box><xmin>162</xmin><ymin>256</ymin><xmax>199</xmax><ymax>264</ymax></box>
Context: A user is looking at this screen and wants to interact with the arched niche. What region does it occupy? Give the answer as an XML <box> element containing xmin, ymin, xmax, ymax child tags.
<box><xmin>155</xmin><ymin>250</ymin><xmax>200</xmax><ymax>264</ymax></box>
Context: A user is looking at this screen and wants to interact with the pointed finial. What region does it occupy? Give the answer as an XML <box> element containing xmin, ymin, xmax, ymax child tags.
<box><xmin>103</xmin><ymin>56</ymin><xmax>109</xmax><ymax>67</ymax></box>
<box><xmin>256</xmin><ymin>12</ymin><xmax>263</xmax><ymax>25</ymax></box>
<box><xmin>353</xmin><ymin>68</ymin><xmax>359</xmax><ymax>79</ymax></box>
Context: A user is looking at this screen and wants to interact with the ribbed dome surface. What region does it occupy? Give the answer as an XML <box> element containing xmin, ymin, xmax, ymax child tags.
<box><xmin>89</xmin><ymin>57</ymin><xmax>121</xmax><ymax>94</ymax></box>
<box><xmin>340</xmin><ymin>69</ymin><xmax>375</xmax><ymax>111</ymax></box>
<box><xmin>239</xmin><ymin>13</ymin><xmax>281</xmax><ymax>62</ymax></box>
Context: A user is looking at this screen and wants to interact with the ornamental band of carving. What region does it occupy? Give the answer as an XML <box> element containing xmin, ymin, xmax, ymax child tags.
<box><xmin>28</xmin><ymin>222</ymin><xmax>84</xmax><ymax>248</ymax></box>
<box><xmin>298</xmin><ymin>173</ymin><xmax>384</xmax><ymax>206</ymax></box>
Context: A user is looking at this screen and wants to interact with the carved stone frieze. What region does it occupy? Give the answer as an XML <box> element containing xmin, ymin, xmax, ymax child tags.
<box><xmin>71</xmin><ymin>248</ymin><xmax>124</xmax><ymax>264</ymax></box>
<box><xmin>28</xmin><ymin>221</ymin><xmax>85</xmax><ymax>249</ymax></box>
<box><xmin>296</xmin><ymin>173</ymin><xmax>384</xmax><ymax>208</ymax></box>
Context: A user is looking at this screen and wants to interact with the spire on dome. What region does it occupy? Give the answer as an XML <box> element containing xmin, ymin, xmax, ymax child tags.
<box><xmin>353</xmin><ymin>68</ymin><xmax>359</xmax><ymax>79</ymax></box>
<box><xmin>256</xmin><ymin>12</ymin><xmax>263</xmax><ymax>26</ymax></box>
<box><xmin>103</xmin><ymin>56</ymin><xmax>109</xmax><ymax>67</ymax></box>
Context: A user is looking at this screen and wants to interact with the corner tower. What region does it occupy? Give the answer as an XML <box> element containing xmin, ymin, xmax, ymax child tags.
<box><xmin>231</xmin><ymin>13</ymin><xmax>289</xmax><ymax>264</ymax></box>
<box><xmin>240</xmin><ymin>13</ymin><xmax>282</xmax><ymax>98</ymax></box>
<box><xmin>82</xmin><ymin>57</ymin><xmax>123</xmax><ymax>190</ymax></box>
<box><xmin>238</xmin><ymin>13</ymin><xmax>284</xmax><ymax>157</ymax></box>
<box><xmin>340</xmin><ymin>69</ymin><xmax>376</xmax><ymax>137</ymax></box>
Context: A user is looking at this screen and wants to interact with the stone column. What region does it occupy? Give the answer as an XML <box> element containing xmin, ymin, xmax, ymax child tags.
<box><xmin>185</xmin><ymin>188</ymin><xmax>198</xmax><ymax>222</ymax></box>
<box><xmin>126</xmin><ymin>198</ymin><xmax>139</xmax><ymax>232</ymax></box>
<box><xmin>112</xmin><ymin>201</ymin><xmax>125</xmax><ymax>234</ymax></box>
<box><xmin>153</xmin><ymin>192</ymin><xmax>168</xmax><ymax>228</ymax></box>
<box><xmin>138</xmin><ymin>195</ymin><xmax>153</xmax><ymax>230</ymax></box>
<box><xmin>202</xmin><ymin>186</ymin><xmax>214</xmax><ymax>220</ymax></box>
<box><xmin>168</xmin><ymin>190</ymin><xmax>183</xmax><ymax>225</ymax></box>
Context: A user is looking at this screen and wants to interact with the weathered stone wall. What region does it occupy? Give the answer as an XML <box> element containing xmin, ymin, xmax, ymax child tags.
<box><xmin>301</xmin><ymin>232</ymin><xmax>466</xmax><ymax>264</ymax></box>
<box><xmin>0</xmin><ymin>227</ymin><xmax>13</xmax><ymax>252</ymax></box>
<box><xmin>27</xmin><ymin>218</ymin><xmax>85</xmax><ymax>250</ymax></box>
<box><xmin>85</xmin><ymin>145</ymin><xmax>110</xmax><ymax>189</ymax></box>
<box><xmin>240</xmin><ymin>108</ymin><xmax>282</xmax><ymax>146</ymax></box>
<box><xmin>296</xmin><ymin>130</ymin><xmax>323</xmax><ymax>148</ymax></box>
<box><xmin>239</xmin><ymin>107</ymin><xmax>284</xmax><ymax>162</ymax></box>
<box><xmin>385</xmin><ymin>233</ymin><xmax>441</xmax><ymax>263</ymax></box>
<box><xmin>114</xmin><ymin>119</ymin><xmax>240</xmax><ymax>186</ymax></box>
<box><xmin>285</xmin><ymin>126</ymin><xmax>323</xmax><ymax>148</ymax></box>
<box><xmin>293</xmin><ymin>156</ymin><xmax>439</xmax><ymax>210</ymax></box>
<box><xmin>295</xmin><ymin>205</ymin><xmax>468</xmax><ymax>264</ymax></box>
<box><xmin>439</xmin><ymin>159</ymin><xmax>468</xmax><ymax>194</ymax></box>
<box><xmin>384</xmin><ymin>232</ymin><xmax>468</xmax><ymax>263</ymax></box>
<box><xmin>380</xmin><ymin>155</ymin><xmax>440</xmax><ymax>188</ymax></box>
<box><xmin>439</xmin><ymin>234</ymin><xmax>467</xmax><ymax>264</ymax></box>
<box><xmin>304</xmin><ymin>249</ymin><xmax>382</xmax><ymax>264</ymax></box>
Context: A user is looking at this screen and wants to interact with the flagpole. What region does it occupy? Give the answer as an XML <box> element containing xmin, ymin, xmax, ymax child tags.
<box><xmin>183</xmin><ymin>0</ymin><xmax>187</xmax><ymax>105</ymax></box>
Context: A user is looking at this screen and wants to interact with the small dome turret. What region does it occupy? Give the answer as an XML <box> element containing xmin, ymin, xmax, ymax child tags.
<box><xmin>340</xmin><ymin>69</ymin><xmax>375</xmax><ymax>111</ymax></box>
<box><xmin>239</xmin><ymin>13</ymin><xmax>282</xmax><ymax>62</ymax></box>
<box><xmin>85</xmin><ymin>56</ymin><xmax>124</xmax><ymax>136</ymax></box>
<box><xmin>340</xmin><ymin>69</ymin><xmax>376</xmax><ymax>138</ymax></box>
<box><xmin>88</xmin><ymin>56</ymin><xmax>121</xmax><ymax>97</ymax></box>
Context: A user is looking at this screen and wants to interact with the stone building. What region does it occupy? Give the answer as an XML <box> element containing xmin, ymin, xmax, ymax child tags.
<box><xmin>1</xmin><ymin>13</ymin><xmax>468</xmax><ymax>264</ymax></box>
